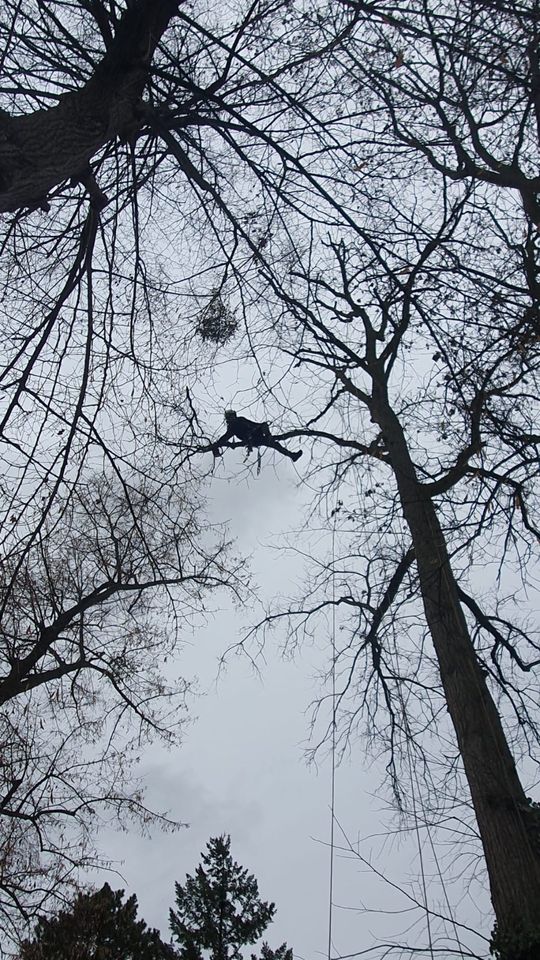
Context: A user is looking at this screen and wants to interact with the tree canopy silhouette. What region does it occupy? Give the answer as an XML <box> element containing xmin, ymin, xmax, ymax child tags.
<box><xmin>169</xmin><ymin>836</ymin><xmax>290</xmax><ymax>960</ymax></box>
<box><xmin>18</xmin><ymin>883</ymin><xmax>177</xmax><ymax>960</ymax></box>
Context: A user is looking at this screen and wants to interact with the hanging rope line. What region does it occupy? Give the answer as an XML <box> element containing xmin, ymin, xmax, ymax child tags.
<box><xmin>404</xmin><ymin>721</ymin><xmax>435</xmax><ymax>960</ymax></box>
<box><xmin>400</xmin><ymin>685</ymin><xmax>466</xmax><ymax>959</ymax></box>
<box><xmin>327</xmin><ymin>505</ymin><xmax>338</xmax><ymax>960</ymax></box>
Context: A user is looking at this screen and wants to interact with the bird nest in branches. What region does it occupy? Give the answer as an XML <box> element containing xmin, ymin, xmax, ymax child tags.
<box><xmin>196</xmin><ymin>292</ymin><xmax>238</xmax><ymax>345</ymax></box>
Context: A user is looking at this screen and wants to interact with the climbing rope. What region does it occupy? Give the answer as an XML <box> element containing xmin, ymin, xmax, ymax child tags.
<box><xmin>327</xmin><ymin>503</ymin><xmax>338</xmax><ymax>960</ymax></box>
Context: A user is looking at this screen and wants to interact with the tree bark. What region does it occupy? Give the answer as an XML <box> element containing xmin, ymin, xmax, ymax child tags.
<box><xmin>0</xmin><ymin>0</ymin><xmax>180</xmax><ymax>213</ymax></box>
<box><xmin>370</xmin><ymin>379</ymin><xmax>540</xmax><ymax>960</ymax></box>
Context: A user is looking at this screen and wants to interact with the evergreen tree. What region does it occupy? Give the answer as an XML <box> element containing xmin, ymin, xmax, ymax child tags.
<box><xmin>169</xmin><ymin>837</ymin><xmax>287</xmax><ymax>960</ymax></box>
<box><xmin>252</xmin><ymin>944</ymin><xmax>293</xmax><ymax>960</ymax></box>
<box><xmin>19</xmin><ymin>883</ymin><xmax>176</xmax><ymax>960</ymax></box>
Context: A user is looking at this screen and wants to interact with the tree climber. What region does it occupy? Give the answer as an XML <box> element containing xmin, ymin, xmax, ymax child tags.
<box><xmin>210</xmin><ymin>410</ymin><xmax>302</xmax><ymax>462</ymax></box>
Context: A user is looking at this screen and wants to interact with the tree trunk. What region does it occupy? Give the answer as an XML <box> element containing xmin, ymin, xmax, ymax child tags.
<box><xmin>371</xmin><ymin>384</ymin><xmax>540</xmax><ymax>960</ymax></box>
<box><xmin>0</xmin><ymin>0</ymin><xmax>180</xmax><ymax>213</ymax></box>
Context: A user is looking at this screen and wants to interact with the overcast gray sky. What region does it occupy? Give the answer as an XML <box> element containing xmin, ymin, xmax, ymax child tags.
<box><xmin>93</xmin><ymin>451</ymin><xmax>492</xmax><ymax>960</ymax></box>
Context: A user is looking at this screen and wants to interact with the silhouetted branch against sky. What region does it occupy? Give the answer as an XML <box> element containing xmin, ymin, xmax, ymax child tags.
<box><xmin>0</xmin><ymin>2</ymin><xmax>539</xmax><ymax>957</ymax></box>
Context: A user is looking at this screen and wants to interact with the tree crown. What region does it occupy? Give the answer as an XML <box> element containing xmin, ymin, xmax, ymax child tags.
<box><xmin>169</xmin><ymin>836</ymin><xmax>277</xmax><ymax>960</ymax></box>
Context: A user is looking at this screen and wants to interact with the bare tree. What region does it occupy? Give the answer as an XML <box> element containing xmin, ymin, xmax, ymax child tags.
<box><xmin>274</xmin><ymin>232</ymin><xmax>540</xmax><ymax>959</ymax></box>
<box><xmin>201</xmin><ymin>4</ymin><xmax>540</xmax><ymax>957</ymax></box>
<box><xmin>0</xmin><ymin>0</ymin><xmax>353</xmax><ymax>936</ymax></box>
<box><xmin>2</xmin><ymin>2</ymin><xmax>540</xmax><ymax>957</ymax></box>
<box><xmin>0</xmin><ymin>465</ymin><xmax>242</xmax><ymax>937</ymax></box>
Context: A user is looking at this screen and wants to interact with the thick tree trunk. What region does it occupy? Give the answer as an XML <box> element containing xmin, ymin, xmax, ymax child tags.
<box><xmin>371</xmin><ymin>384</ymin><xmax>540</xmax><ymax>960</ymax></box>
<box><xmin>0</xmin><ymin>0</ymin><xmax>180</xmax><ymax>213</ymax></box>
